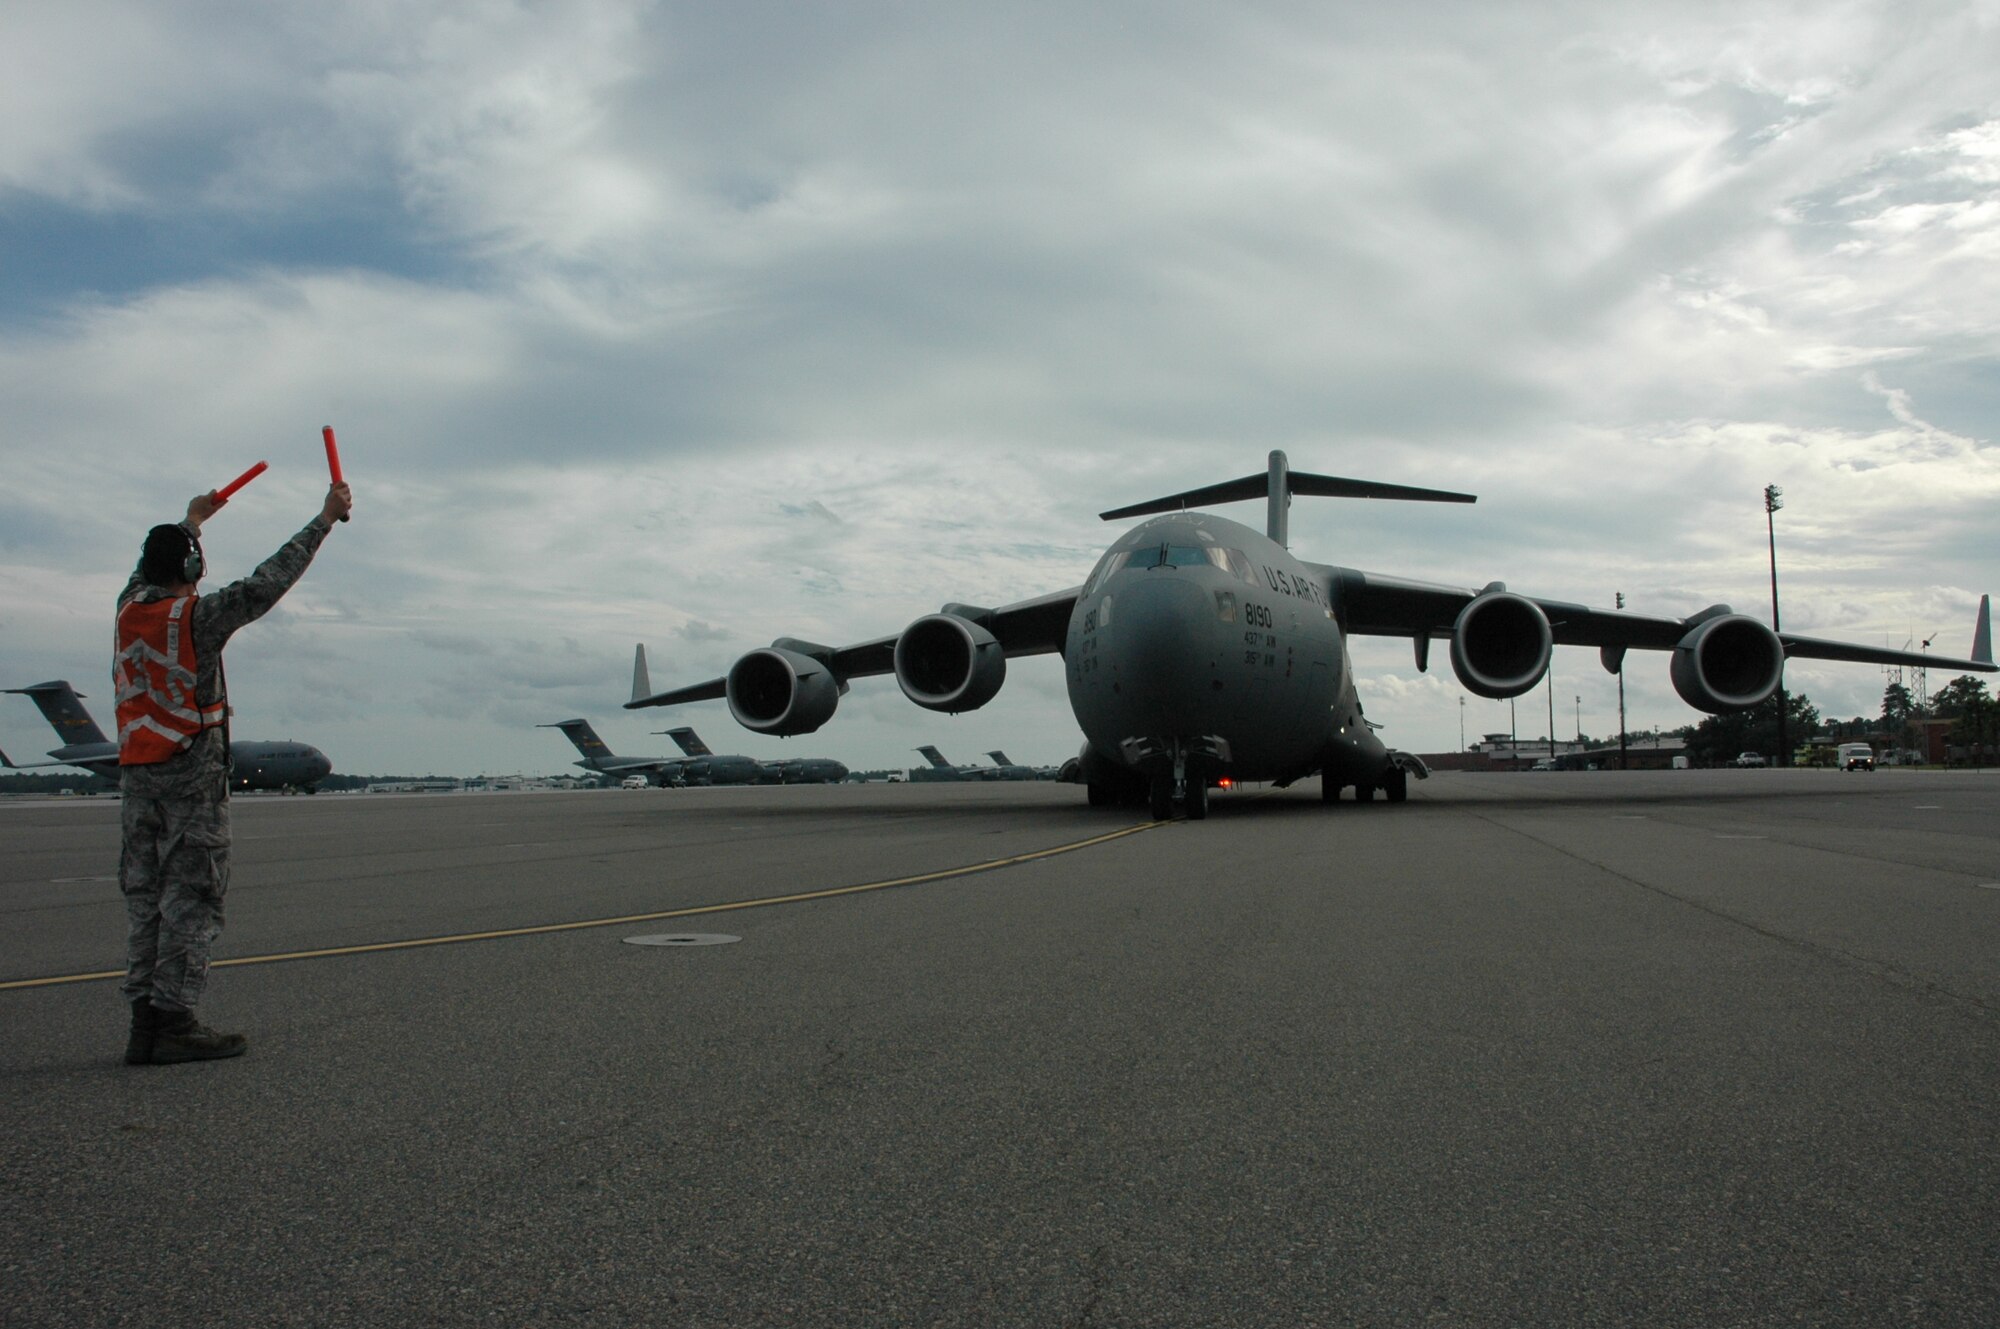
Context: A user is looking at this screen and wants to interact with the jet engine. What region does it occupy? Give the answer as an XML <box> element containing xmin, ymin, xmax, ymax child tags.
<box><xmin>726</xmin><ymin>647</ymin><xmax>840</xmax><ymax>736</ymax></box>
<box><xmin>895</xmin><ymin>613</ymin><xmax>1006</xmax><ymax>713</ymax></box>
<box><xmin>1449</xmin><ymin>591</ymin><xmax>1553</xmax><ymax>699</ymax></box>
<box><xmin>1670</xmin><ymin>613</ymin><xmax>1784</xmax><ymax>713</ymax></box>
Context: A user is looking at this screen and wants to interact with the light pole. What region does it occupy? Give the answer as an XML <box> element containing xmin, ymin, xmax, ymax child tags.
<box><xmin>1765</xmin><ymin>484</ymin><xmax>1788</xmax><ymax>766</ymax></box>
<box><xmin>1547</xmin><ymin>669</ymin><xmax>1557</xmax><ymax>766</ymax></box>
<box><xmin>1616</xmin><ymin>591</ymin><xmax>1629</xmax><ymax>771</ymax></box>
<box><xmin>1458</xmin><ymin>695</ymin><xmax>1466</xmax><ymax>752</ymax></box>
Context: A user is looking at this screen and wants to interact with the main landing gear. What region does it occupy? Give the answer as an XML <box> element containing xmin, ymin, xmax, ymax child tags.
<box><xmin>1321</xmin><ymin>765</ymin><xmax>1408</xmax><ymax>804</ymax></box>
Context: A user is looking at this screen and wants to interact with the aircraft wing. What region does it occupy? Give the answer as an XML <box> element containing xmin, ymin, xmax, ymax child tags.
<box><xmin>0</xmin><ymin>747</ymin><xmax>69</xmax><ymax>769</ymax></box>
<box><xmin>626</xmin><ymin>586</ymin><xmax>1083</xmax><ymax>710</ymax></box>
<box><xmin>594</xmin><ymin>757</ymin><xmax>685</xmax><ymax>776</ymax></box>
<box><xmin>1317</xmin><ymin>564</ymin><xmax>1997</xmax><ymax>673</ymax></box>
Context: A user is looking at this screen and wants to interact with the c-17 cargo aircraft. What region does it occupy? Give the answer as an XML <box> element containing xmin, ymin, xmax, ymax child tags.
<box><xmin>4</xmin><ymin>680</ymin><xmax>333</xmax><ymax>792</ymax></box>
<box><xmin>987</xmin><ymin>751</ymin><xmax>1060</xmax><ymax>780</ymax></box>
<box><xmin>626</xmin><ymin>452</ymin><xmax>1995</xmax><ymax>820</ymax></box>
<box><xmin>909</xmin><ymin>744</ymin><xmax>1015</xmax><ymax>782</ymax></box>
<box><xmin>539</xmin><ymin>719</ymin><xmax>689</xmax><ymax>786</ymax></box>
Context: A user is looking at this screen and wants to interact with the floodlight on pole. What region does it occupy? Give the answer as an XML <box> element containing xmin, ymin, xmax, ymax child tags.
<box><xmin>1616</xmin><ymin>591</ymin><xmax>1628</xmax><ymax>770</ymax></box>
<box><xmin>1765</xmin><ymin>484</ymin><xmax>1788</xmax><ymax>766</ymax></box>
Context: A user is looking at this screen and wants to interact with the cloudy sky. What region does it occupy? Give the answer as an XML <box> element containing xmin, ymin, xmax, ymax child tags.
<box><xmin>3</xmin><ymin>0</ymin><xmax>1996</xmax><ymax>779</ymax></box>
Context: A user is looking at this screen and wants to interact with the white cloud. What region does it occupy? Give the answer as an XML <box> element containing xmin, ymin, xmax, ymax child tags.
<box><xmin>2</xmin><ymin>0</ymin><xmax>1996</xmax><ymax>773</ymax></box>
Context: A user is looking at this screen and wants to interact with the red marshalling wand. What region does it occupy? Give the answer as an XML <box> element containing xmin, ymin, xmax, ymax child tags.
<box><xmin>322</xmin><ymin>425</ymin><xmax>350</xmax><ymax>520</ymax></box>
<box><xmin>214</xmin><ymin>460</ymin><xmax>268</xmax><ymax>504</ymax></box>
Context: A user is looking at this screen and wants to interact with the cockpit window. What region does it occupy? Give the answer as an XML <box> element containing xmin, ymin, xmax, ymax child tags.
<box><xmin>1092</xmin><ymin>544</ymin><xmax>1256</xmax><ymax>587</ymax></box>
<box><xmin>1083</xmin><ymin>550</ymin><xmax>1133</xmax><ymax>596</ymax></box>
<box><xmin>1216</xmin><ymin>548</ymin><xmax>1256</xmax><ymax>584</ymax></box>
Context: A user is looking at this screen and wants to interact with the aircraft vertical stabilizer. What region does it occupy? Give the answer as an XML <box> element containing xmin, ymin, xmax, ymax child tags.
<box><xmin>540</xmin><ymin>719</ymin><xmax>613</xmax><ymax>760</ymax></box>
<box><xmin>5</xmin><ymin>681</ymin><xmax>111</xmax><ymax>747</ymax></box>
<box><xmin>1266</xmin><ymin>450</ymin><xmax>1291</xmax><ymax>546</ymax></box>
<box><xmin>630</xmin><ymin>645</ymin><xmax>653</xmax><ymax>706</ymax></box>
<box><xmin>664</xmin><ymin>727</ymin><xmax>715</xmax><ymax>757</ymax></box>
<box><xmin>1975</xmin><ymin>594</ymin><xmax>1992</xmax><ymax>666</ymax></box>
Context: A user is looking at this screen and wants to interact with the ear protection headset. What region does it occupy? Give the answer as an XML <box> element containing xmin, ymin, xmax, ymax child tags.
<box><xmin>181</xmin><ymin>532</ymin><xmax>205</xmax><ymax>584</ymax></box>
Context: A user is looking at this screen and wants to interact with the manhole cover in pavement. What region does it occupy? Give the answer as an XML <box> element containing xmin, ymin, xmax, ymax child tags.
<box><xmin>623</xmin><ymin>933</ymin><xmax>741</xmax><ymax>947</ymax></box>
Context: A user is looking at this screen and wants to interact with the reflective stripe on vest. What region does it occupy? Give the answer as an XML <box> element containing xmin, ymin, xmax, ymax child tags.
<box><xmin>114</xmin><ymin>595</ymin><xmax>225</xmax><ymax>765</ymax></box>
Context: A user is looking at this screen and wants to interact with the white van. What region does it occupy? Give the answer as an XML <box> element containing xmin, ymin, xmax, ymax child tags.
<box><xmin>1836</xmin><ymin>743</ymin><xmax>1875</xmax><ymax>772</ymax></box>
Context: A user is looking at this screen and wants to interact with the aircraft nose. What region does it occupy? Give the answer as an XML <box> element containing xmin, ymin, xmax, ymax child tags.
<box><xmin>1101</xmin><ymin>571</ymin><xmax>1217</xmax><ymax>726</ymax></box>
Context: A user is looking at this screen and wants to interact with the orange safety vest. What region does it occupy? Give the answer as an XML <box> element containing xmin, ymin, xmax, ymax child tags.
<box><xmin>114</xmin><ymin>596</ymin><xmax>225</xmax><ymax>765</ymax></box>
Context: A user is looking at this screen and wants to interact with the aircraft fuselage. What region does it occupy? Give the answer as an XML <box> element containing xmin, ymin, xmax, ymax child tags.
<box><xmin>45</xmin><ymin>740</ymin><xmax>332</xmax><ymax>792</ymax></box>
<box><xmin>1064</xmin><ymin>512</ymin><xmax>1385</xmax><ymax>789</ymax></box>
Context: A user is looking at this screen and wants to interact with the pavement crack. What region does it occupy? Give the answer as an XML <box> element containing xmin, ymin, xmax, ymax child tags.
<box><xmin>1466</xmin><ymin>810</ymin><xmax>2000</xmax><ymax>1027</ymax></box>
<box><xmin>1065</xmin><ymin>1243</ymin><xmax>1110</xmax><ymax>1328</ymax></box>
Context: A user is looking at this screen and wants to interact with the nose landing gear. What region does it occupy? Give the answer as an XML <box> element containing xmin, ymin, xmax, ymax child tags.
<box><xmin>1141</xmin><ymin>741</ymin><xmax>1214</xmax><ymax>820</ymax></box>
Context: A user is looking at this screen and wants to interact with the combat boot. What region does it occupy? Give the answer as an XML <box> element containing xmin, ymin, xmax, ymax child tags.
<box><xmin>149</xmin><ymin>1009</ymin><xmax>248</xmax><ymax>1063</ymax></box>
<box><xmin>124</xmin><ymin>1000</ymin><xmax>159</xmax><ymax>1066</ymax></box>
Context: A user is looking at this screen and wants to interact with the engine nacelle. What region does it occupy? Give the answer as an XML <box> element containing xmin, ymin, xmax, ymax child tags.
<box><xmin>1671</xmin><ymin>614</ymin><xmax>1784</xmax><ymax>714</ymax></box>
<box><xmin>1449</xmin><ymin>591</ymin><xmax>1553</xmax><ymax>699</ymax></box>
<box><xmin>895</xmin><ymin>613</ymin><xmax>1006</xmax><ymax>713</ymax></box>
<box><xmin>726</xmin><ymin>647</ymin><xmax>840</xmax><ymax>736</ymax></box>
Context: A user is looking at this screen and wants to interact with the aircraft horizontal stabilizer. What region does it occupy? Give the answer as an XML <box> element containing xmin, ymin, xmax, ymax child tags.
<box><xmin>628</xmin><ymin>678</ymin><xmax>727</xmax><ymax>710</ymax></box>
<box><xmin>627</xmin><ymin>642</ymin><xmax>728</xmax><ymax>710</ymax></box>
<box><xmin>1101</xmin><ymin>450</ymin><xmax>1474</xmax><ymax>546</ymax></box>
<box><xmin>1100</xmin><ymin>470</ymin><xmax>1474</xmax><ymax>522</ymax></box>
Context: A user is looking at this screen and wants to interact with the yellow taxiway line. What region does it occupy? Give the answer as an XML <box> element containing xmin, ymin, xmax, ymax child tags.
<box><xmin>1</xmin><ymin>820</ymin><xmax>1164</xmax><ymax>992</ymax></box>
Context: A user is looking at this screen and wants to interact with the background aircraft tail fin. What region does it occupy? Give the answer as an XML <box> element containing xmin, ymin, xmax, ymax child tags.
<box><xmin>4</xmin><ymin>681</ymin><xmax>110</xmax><ymax>746</ymax></box>
<box><xmin>1099</xmin><ymin>450</ymin><xmax>1475</xmax><ymax>546</ymax></box>
<box><xmin>916</xmin><ymin>745</ymin><xmax>952</xmax><ymax>768</ymax></box>
<box><xmin>630</xmin><ymin>645</ymin><xmax>653</xmax><ymax>706</ymax></box>
<box><xmin>663</xmin><ymin>727</ymin><xmax>713</xmax><ymax>757</ymax></box>
<box><xmin>988</xmin><ymin>750</ymin><xmax>1015</xmax><ymax>766</ymax></box>
<box><xmin>1975</xmin><ymin>594</ymin><xmax>1993</xmax><ymax>666</ymax></box>
<box><xmin>538</xmin><ymin>719</ymin><xmax>614</xmax><ymax>760</ymax></box>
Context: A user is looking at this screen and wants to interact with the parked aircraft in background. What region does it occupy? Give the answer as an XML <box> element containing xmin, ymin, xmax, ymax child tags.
<box><xmin>3</xmin><ymin>680</ymin><xmax>333</xmax><ymax>792</ymax></box>
<box><xmin>909</xmin><ymin>745</ymin><xmax>1008</xmax><ymax>781</ymax></box>
<box><xmin>626</xmin><ymin>647</ymin><xmax>847</xmax><ymax>785</ymax></box>
<box><xmin>654</xmin><ymin>727</ymin><xmax>776</xmax><ymax>786</ymax></box>
<box><xmin>987</xmin><ymin>750</ymin><xmax>1060</xmax><ymax>780</ymax></box>
<box><xmin>626</xmin><ymin>451</ymin><xmax>1994</xmax><ymax>820</ymax></box>
<box><xmin>764</xmin><ymin>754</ymin><xmax>851</xmax><ymax>784</ymax></box>
<box><xmin>539</xmin><ymin>719</ymin><xmax>687</xmax><ymax>786</ymax></box>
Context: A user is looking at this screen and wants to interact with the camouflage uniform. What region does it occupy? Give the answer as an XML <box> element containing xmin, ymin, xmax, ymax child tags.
<box><xmin>118</xmin><ymin>515</ymin><xmax>333</xmax><ymax>1013</ymax></box>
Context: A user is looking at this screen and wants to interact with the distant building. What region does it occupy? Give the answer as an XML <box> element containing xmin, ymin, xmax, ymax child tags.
<box><xmin>1421</xmin><ymin>733</ymin><xmax>1685</xmax><ymax>772</ymax></box>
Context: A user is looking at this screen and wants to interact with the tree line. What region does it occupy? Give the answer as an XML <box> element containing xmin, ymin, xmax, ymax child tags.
<box><xmin>1679</xmin><ymin>674</ymin><xmax>1996</xmax><ymax>767</ymax></box>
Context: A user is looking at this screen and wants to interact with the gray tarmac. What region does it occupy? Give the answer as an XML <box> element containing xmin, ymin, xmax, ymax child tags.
<box><xmin>3</xmin><ymin>770</ymin><xmax>1997</xmax><ymax>1327</ymax></box>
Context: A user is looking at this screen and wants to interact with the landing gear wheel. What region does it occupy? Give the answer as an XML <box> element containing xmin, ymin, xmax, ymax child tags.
<box><xmin>1385</xmin><ymin>768</ymin><xmax>1409</xmax><ymax>803</ymax></box>
<box><xmin>1185</xmin><ymin>778</ymin><xmax>1209</xmax><ymax>820</ymax></box>
<box><xmin>1149</xmin><ymin>773</ymin><xmax>1175</xmax><ymax>822</ymax></box>
<box><xmin>1087</xmin><ymin>781</ymin><xmax>1111</xmax><ymax>808</ymax></box>
<box><xmin>1355</xmin><ymin>783</ymin><xmax>1377</xmax><ymax>802</ymax></box>
<box><xmin>1321</xmin><ymin>777</ymin><xmax>1342</xmax><ymax>804</ymax></box>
